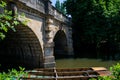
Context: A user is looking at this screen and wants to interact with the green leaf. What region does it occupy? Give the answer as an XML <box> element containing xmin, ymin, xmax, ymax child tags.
<box><xmin>0</xmin><ymin>1</ymin><xmax>6</xmax><ymax>7</ymax></box>
<box><xmin>5</xmin><ymin>21</ymin><xmax>10</xmax><ymax>27</ymax></box>
<box><xmin>7</xmin><ymin>11</ymin><xmax>12</xmax><ymax>15</ymax></box>
<box><xmin>13</xmin><ymin>21</ymin><xmax>19</xmax><ymax>25</ymax></box>
<box><xmin>0</xmin><ymin>1</ymin><xmax>28</xmax><ymax>40</ymax></box>
<box><xmin>0</xmin><ymin>32</ymin><xmax>5</xmax><ymax>40</ymax></box>
<box><xmin>2</xmin><ymin>26</ymin><xmax>8</xmax><ymax>32</ymax></box>
<box><xmin>0</xmin><ymin>14</ymin><xmax>4</xmax><ymax>18</ymax></box>
<box><xmin>4</xmin><ymin>15</ymin><xmax>13</xmax><ymax>20</ymax></box>
<box><xmin>11</xmin><ymin>26</ymin><xmax>16</xmax><ymax>32</ymax></box>
<box><xmin>0</xmin><ymin>22</ymin><xmax>4</xmax><ymax>28</ymax></box>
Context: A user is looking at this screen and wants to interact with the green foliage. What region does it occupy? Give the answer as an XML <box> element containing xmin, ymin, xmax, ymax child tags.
<box><xmin>18</xmin><ymin>13</ymin><xmax>29</xmax><ymax>26</ymax></box>
<box><xmin>0</xmin><ymin>1</ymin><xmax>17</xmax><ymax>40</ymax></box>
<box><xmin>0</xmin><ymin>1</ymin><xmax>6</xmax><ymax>7</ymax></box>
<box><xmin>65</xmin><ymin>0</ymin><xmax>120</xmax><ymax>41</ymax></box>
<box><xmin>55</xmin><ymin>0</ymin><xmax>61</xmax><ymax>11</ymax></box>
<box><xmin>64</xmin><ymin>0</ymin><xmax>120</xmax><ymax>54</ymax></box>
<box><xmin>110</xmin><ymin>63</ymin><xmax>120</xmax><ymax>80</ymax></box>
<box><xmin>60</xmin><ymin>3</ymin><xmax>66</xmax><ymax>15</ymax></box>
<box><xmin>55</xmin><ymin>0</ymin><xmax>66</xmax><ymax>15</ymax></box>
<box><xmin>0</xmin><ymin>67</ymin><xmax>28</xmax><ymax>80</ymax></box>
<box><xmin>90</xmin><ymin>63</ymin><xmax>120</xmax><ymax>80</ymax></box>
<box><xmin>0</xmin><ymin>1</ymin><xmax>28</xmax><ymax>40</ymax></box>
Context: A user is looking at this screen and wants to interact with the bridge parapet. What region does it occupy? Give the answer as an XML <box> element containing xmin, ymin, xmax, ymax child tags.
<box><xmin>18</xmin><ymin>0</ymin><xmax>45</xmax><ymax>14</ymax></box>
<box><xmin>50</xmin><ymin>6</ymin><xmax>70</xmax><ymax>24</ymax></box>
<box><xmin>18</xmin><ymin>0</ymin><xmax>70</xmax><ymax>24</ymax></box>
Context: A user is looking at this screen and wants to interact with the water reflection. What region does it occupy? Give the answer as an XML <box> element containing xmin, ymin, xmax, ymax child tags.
<box><xmin>56</xmin><ymin>58</ymin><xmax>119</xmax><ymax>69</ymax></box>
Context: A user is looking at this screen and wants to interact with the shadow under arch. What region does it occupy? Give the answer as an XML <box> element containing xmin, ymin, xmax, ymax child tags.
<box><xmin>53</xmin><ymin>30</ymin><xmax>68</xmax><ymax>59</ymax></box>
<box><xmin>0</xmin><ymin>24</ymin><xmax>43</xmax><ymax>71</ymax></box>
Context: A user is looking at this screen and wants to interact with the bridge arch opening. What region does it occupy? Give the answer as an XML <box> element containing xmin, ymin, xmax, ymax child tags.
<box><xmin>53</xmin><ymin>30</ymin><xmax>68</xmax><ymax>59</ymax></box>
<box><xmin>0</xmin><ymin>25</ymin><xmax>43</xmax><ymax>70</ymax></box>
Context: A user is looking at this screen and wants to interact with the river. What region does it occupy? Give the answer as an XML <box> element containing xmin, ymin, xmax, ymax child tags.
<box><xmin>56</xmin><ymin>58</ymin><xmax>119</xmax><ymax>69</ymax></box>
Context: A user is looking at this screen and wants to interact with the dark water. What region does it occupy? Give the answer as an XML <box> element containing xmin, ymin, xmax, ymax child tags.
<box><xmin>56</xmin><ymin>58</ymin><xmax>119</xmax><ymax>69</ymax></box>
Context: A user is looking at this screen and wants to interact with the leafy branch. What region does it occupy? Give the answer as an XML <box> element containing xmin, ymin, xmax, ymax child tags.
<box><xmin>0</xmin><ymin>1</ymin><xmax>28</xmax><ymax>40</ymax></box>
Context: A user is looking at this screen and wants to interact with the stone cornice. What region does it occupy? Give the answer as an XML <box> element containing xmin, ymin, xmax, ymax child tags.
<box><xmin>9</xmin><ymin>0</ymin><xmax>71</xmax><ymax>26</ymax></box>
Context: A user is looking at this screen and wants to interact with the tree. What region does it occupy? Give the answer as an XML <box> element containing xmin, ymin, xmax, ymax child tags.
<box><xmin>64</xmin><ymin>0</ymin><xmax>120</xmax><ymax>58</ymax></box>
<box><xmin>55</xmin><ymin>0</ymin><xmax>61</xmax><ymax>11</ymax></box>
<box><xmin>0</xmin><ymin>1</ymin><xmax>19</xmax><ymax>40</ymax></box>
<box><xmin>55</xmin><ymin>0</ymin><xmax>66</xmax><ymax>15</ymax></box>
<box><xmin>0</xmin><ymin>1</ymin><xmax>27</xmax><ymax>40</ymax></box>
<box><xmin>60</xmin><ymin>2</ymin><xmax>66</xmax><ymax>15</ymax></box>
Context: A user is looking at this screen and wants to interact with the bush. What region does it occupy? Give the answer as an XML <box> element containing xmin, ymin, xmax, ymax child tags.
<box><xmin>0</xmin><ymin>0</ymin><xmax>29</xmax><ymax>40</ymax></box>
<box><xmin>110</xmin><ymin>63</ymin><xmax>120</xmax><ymax>80</ymax></box>
<box><xmin>0</xmin><ymin>67</ymin><xmax>28</xmax><ymax>80</ymax></box>
<box><xmin>90</xmin><ymin>63</ymin><xmax>120</xmax><ymax>80</ymax></box>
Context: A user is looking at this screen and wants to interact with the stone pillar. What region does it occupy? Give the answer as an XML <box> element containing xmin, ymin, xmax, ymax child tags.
<box><xmin>68</xmin><ymin>27</ymin><xmax>74</xmax><ymax>57</ymax></box>
<box><xmin>44</xmin><ymin>17</ymin><xmax>56</xmax><ymax>68</ymax></box>
<box><xmin>44</xmin><ymin>0</ymin><xmax>53</xmax><ymax>15</ymax></box>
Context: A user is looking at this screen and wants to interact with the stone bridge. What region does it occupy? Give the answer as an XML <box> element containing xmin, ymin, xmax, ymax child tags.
<box><xmin>0</xmin><ymin>0</ymin><xmax>73</xmax><ymax>69</ymax></box>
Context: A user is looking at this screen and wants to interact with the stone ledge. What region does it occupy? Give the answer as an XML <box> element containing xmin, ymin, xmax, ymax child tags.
<box><xmin>44</xmin><ymin>56</ymin><xmax>55</xmax><ymax>63</ymax></box>
<box><xmin>44</xmin><ymin>42</ymin><xmax>54</xmax><ymax>47</ymax></box>
<box><xmin>44</xmin><ymin>62</ymin><xmax>56</xmax><ymax>68</ymax></box>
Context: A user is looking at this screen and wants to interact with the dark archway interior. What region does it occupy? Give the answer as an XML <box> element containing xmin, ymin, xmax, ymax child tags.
<box><xmin>53</xmin><ymin>30</ymin><xmax>68</xmax><ymax>59</ymax></box>
<box><xmin>0</xmin><ymin>26</ymin><xmax>42</xmax><ymax>71</ymax></box>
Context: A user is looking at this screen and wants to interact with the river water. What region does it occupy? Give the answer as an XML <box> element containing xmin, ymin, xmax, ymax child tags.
<box><xmin>55</xmin><ymin>58</ymin><xmax>119</xmax><ymax>69</ymax></box>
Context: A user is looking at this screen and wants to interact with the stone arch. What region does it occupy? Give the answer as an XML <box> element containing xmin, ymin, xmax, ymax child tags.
<box><xmin>0</xmin><ymin>25</ymin><xmax>43</xmax><ymax>70</ymax></box>
<box><xmin>53</xmin><ymin>30</ymin><xmax>68</xmax><ymax>59</ymax></box>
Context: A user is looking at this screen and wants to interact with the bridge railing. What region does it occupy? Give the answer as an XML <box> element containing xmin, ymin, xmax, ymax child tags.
<box><xmin>18</xmin><ymin>0</ymin><xmax>45</xmax><ymax>14</ymax></box>
<box><xmin>18</xmin><ymin>0</ymin><xmax>70</xmax><ymax>24</ymax></box>
<box><xmin>50</xmin><ymin>6</ymin><xmax>70</xmax><ymax>24</ymax></box>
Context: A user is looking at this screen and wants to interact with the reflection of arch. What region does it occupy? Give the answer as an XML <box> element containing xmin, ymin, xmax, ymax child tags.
<box><xmin>53</xmin><ymin>30</ymin><xmax>68</xmax><ymax>59</ymax></box>
<box><xmin>0</xmin><ymin>25</ymin><xmax>43</xmax><ymax>70</ymax></box>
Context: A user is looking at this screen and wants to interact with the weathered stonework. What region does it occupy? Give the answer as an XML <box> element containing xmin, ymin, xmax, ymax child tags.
<box><xmin>0</xmin><ymin>0</ymin><xmax>73</xmax><ymax>69</ymax></box>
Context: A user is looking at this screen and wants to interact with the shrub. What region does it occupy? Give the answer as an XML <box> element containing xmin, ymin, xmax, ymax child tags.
<box><xmin>0</xmin><ymin>67</ymin><xmax>28</xmax><ymax>80</ymax></box>
<box><xmin>90</xmin><ymin>63</ymin><xmax>120</xmax><ymax>80</ymax></box>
